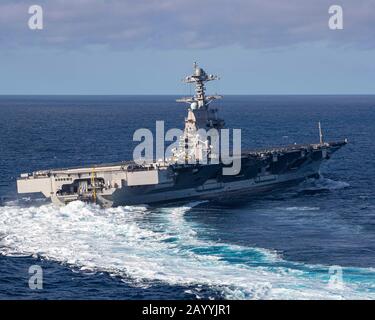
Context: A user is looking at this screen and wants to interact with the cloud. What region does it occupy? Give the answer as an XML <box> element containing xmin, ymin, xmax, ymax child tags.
<box><xmin>0</xmin><ymin>0</ymin><xmax>374</xmax><ymax>50</ymax></box>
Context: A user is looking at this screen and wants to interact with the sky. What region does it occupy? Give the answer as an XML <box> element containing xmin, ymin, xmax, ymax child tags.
<box><xmin>0</xmin><ymin>0</ymin><xmax>374</xmax><ymax>94</ymax></box>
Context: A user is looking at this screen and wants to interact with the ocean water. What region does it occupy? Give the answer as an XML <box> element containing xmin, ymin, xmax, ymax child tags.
<box><xmin>0</xmin><ymin>95</ymin><xmax>374</xmax><ymax>300</ymax></box>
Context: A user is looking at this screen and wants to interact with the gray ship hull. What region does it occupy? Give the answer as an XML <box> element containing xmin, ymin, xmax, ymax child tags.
<box><xmin>110</xmin><ymin>174</ymin><xmax>313</xmax><ymax>207</ymax></box>
<box><xmin>17</xmin><ymin>141</ymin><xmax>346</xmax><ymax>207</ymax></box>
<box><xmin>103</xmin><ymin>142</ymin><xmax>344</xmax><ymax>207</ymax></box>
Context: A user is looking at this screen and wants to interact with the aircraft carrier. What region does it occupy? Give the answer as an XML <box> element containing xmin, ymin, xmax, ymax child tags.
<box><xmin>17</xmin><ymin>64</ymin><xmax>347</xmax><ymax>207</ymax></box>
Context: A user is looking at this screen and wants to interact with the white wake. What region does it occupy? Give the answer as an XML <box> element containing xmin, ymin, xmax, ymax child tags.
<box><xmin>0</xmin><ymin>201</ymin><xmax>374</xmax><ymax>299</ymax></box>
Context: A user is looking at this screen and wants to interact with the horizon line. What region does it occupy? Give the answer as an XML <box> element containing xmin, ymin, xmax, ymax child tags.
<box><xmin>0</xmin><ymin>93</ymin><xmax>375</xmax><ymax>96</ymax></box>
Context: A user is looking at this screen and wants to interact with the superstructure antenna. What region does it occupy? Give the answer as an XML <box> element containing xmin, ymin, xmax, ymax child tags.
<box><xmin>176</xmin><ymin>62</ymin><xmax>222</xmax><ymax>108</ymax></box>
<box><xmin>318</xmin><ymin>121</ymin><xmax>324</xmax><ymax>145</ymax></box>
<box><xmin>172</xmin><ymin>63</ymin><xmax>225</xmax><ymax>164</ymax></box>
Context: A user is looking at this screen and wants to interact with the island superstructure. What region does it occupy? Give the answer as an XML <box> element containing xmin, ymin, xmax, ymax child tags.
<box><xmin>17</xmin><ymin>64</ymin><xmax>347</xmax><ymax>207</ymax></box>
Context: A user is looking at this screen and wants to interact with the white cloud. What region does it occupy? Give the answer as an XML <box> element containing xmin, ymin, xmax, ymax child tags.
<box><xmin>0</xmin><ymin>0</ymin><xmax>374</xmax><ymax>50</ymax></box>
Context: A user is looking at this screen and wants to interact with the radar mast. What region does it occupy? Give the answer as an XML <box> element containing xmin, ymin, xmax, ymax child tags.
<box><xmin>176</xmin><ymin>62</ymin><xmax>222</xmax><ymax>109</ymax></box>
<box><xmin>172</xmin><ymin>63</ymin><xmax>224</xmax><ymax>164</ymax></box>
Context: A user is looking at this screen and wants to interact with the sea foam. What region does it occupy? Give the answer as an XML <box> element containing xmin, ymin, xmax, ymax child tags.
<box><xmin>0</xmin><ymin>201</ymin><xmax>374</xmax><ymax>299</ymax></box>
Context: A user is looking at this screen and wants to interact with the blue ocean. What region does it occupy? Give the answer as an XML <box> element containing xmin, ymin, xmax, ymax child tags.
<box><xmin>0</xmin><ymin>95</ymin><xmax>374</xmax><ymax>299</ymax></box>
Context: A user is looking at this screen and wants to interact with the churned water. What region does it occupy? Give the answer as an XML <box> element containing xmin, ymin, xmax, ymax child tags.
<box><xmin>0</xmin><ymin>95</ymin><xmax>374</xmax><ymax>299</ymax></box>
